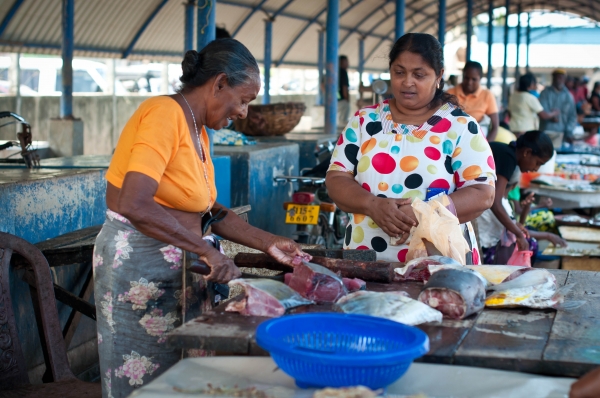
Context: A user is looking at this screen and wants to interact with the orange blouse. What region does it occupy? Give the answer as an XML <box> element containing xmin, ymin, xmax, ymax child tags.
<box><xmin>106</xmin><ymin>96</ymin><xmax>216</xmax><ymax>213</ymax></box>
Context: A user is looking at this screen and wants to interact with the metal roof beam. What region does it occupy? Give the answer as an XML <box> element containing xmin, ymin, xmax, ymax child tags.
<box><xmin>0</xmin><ymin>0</ymin><xmax>26</xmax><ymax>37</ymax></box>
<box><xmin>272</xmin><ymin>0</ymin><xmax>296</xmax><ymax>19</ymax></box>
<box><xmin>232</xmin><ymin>0</ymin><xmax>269</xmax><ymax>37</ymax></box>
<box><xmin>339</xmin><ymin>3</ymin><xmax>388</xmax><ymax>46</ymax></box>
<box><xmin>276</xmin><ymin>6</ymin><xmax>327</xmax><ymax>66</ymax></box>
<box><xmin>122</xmin><ymin>0</ymin><xmax>169</xmax><ymax>59</ymax></box>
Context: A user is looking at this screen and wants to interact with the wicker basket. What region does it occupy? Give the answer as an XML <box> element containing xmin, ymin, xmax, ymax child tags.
<box><xmin>233</xmin><ymin>102</ymin><xmax>306</xmax><ymax>137</ymax></box>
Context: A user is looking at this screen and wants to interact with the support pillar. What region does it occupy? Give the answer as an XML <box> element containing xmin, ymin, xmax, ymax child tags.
<box><xmin>395</xmin><ymin>0</ymin><xmax>405</xmax><ymax>40</ymax></box>
<box><xmin>8</xmin><ymin>53</ymin><xmax>21</xmax><ymax>117</ymax></box>
<box><xmin>515</xmin><ymin>6</ymin><xmax>521</xmax><ymax>80</ymax></box>
<box><xmin>161</xmin><ymin>61</ymin><xmax>169</xmax><ymax>94</ymax></box>
<box><xmin>438</xmin><ymin>0</ymin><xmax>446</xmax><ymax>48</ymax></box>
<box><xmin>60</xmin><ymin>0</ymin><xmax>74</xmax><ymax>119</ymax></box>
<box><xmin>466</xmin><ymin>0</ymin><xmax>473</xmax><ymax>61</ymax></box>
<box><xmin>197</xmin><ymin>0</ymin><xmax>216</xmax><ymax>51</ymax></box>
<box><xmin>262</xmin><ymin>18</ymin><xmax>273</xmax><ymax>105</ymax></box>
<box><xmin>526</xmin><ymin>13</ymin><xmax>531</xmax><ymax>72</ymax></box>
<box><xmin>324</xmin><ymin>0</ymin><xmax>339</xmax><ymax>135</ymax></box>
<box><xmin>184</xmin><ymin>0</ymin><xmax>195</xmax><ymax>53</ymax></box>
<box><xmin>358</xmin><ymin>37</ymin><xmax>364</xmax><ymax>86</ymax></box>
<box><xmin>317</xmin><ymin>29</ymin><xmax>325</xmax><ymax>106</ymax></box>
<box><xmin>486</xmin><ymin>0</ymin><xmax>493</xmax><ymax>89</ymax></box>
<box><xmin>106</xmin><ymin>59</ymin><xmax>118</xmax><ymax>150</ymax></box>
<box><xmin>501</xmin><ymin>0</ymin><xmax>510</xmax><ymax>109</ymax></box>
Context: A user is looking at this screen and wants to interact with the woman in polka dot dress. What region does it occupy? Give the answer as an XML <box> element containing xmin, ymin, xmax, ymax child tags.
<box><xmin>326</xmin><ymin>33</ymin><xmax>497</xmax><ymax>264</ymax></box>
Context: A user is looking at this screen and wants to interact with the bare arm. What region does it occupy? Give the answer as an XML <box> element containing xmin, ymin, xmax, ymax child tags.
<box><xmin>487</xmin><ymin>112</ymin><xmax>499</xmax><ymax>142</ymax></box>
<box><xmin>210</xmin><ymin>203</ymin><xmax>307</xmax><ymax>266</ymax></box>
<box><xmin>326</xmin><ymin>171</ymin><xmax>414</xmax><ymax>237</ymax></box>
<box><xmin>489</xmin><ymin>175</ymin><xmax>529</xmax><ymax>250</ymax></box>
<box><xmin>538</xmin><ymin>109</ymin><xmax>559</xmax><ymax>120</ymax></box>
<box><xmin>592</xmin><ymin>96</ymin><xmax>600</xmax><ymax>111</ymax></box>
<box><xmin>114</xmin><ymin>172</ymin><xmax>240</xmax><ymax>282</ymax></box>
<box><xmin>449</xmin><ymin>184</ymin><xmax>495</xmax><ymax>223</ymax></box>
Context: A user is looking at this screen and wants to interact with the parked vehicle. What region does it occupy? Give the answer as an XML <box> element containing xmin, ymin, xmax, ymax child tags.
<box><xmin>274</xmin><ymin>142</ymin><xmax>348</xmax><ymax>249</ymax></box>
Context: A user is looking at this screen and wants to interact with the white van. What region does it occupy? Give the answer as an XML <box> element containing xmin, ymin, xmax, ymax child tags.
<box><xmin>0</xmin><ymin>56</ymin><xmax>127</xmax><ymax>95</ymax></box>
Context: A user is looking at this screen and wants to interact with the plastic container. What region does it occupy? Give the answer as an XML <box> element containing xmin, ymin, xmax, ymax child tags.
<box><xmin>256</xmin><ymin>313</ymin><xmax>429</xmax><ymax>389</ymax></box>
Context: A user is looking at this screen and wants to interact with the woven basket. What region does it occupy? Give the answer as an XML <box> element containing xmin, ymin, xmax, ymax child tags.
<box><xmin>234</xmin><ymin>102</ymin><xmax>306</xmax><ymax>137</ymax></box>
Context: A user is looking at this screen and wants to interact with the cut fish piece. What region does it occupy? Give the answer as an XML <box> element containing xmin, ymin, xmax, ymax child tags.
<box><xmin>418</xmin><ymin>269</ymin><xmax>486</xmax><ymax>319</ymax></box>
<box><xmin>287</xmin><ymin>261</ymin><xmax>348</xmax><ymax>303</ymax></box>
<box><xmin>428</xmin><ymin>264</ymin><xmax>489</xmax><ymax>288</ymax></box>
<box><xmin>335</xmin><ymin>290</ymin><xmax>442</xmax><ymax>326</ymax></box>
<box><xmin>342</xmin><ymin>277</ymin><xmax>366</xmax><ymax>292</ymax></box>
<box><xmin>485</xmin><ymin>269</ymin><xmax>561</xmax><ymax>309</ymax></box>
<box><xmin>467</xmin><ymin>265</ymin><xmax>535</xmax><ymax>285</ymax></box>
<box><xmin>394</xmin><ymin>255</ymin><xmax>462</xmax><ymax>282</ymax></box>
<box><xmin>226</xmin><ymin>278</ymin><xmax>313</xmax><ymax>317</ymax></box>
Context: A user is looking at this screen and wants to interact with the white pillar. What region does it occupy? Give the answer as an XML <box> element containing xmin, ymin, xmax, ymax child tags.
<box><xmin>161</xmin><ymin>61</ymin><xmax>169</xmax><ymax>94</ymax></box>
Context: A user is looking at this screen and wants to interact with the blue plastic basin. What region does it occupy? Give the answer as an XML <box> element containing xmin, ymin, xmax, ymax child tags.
<box><xmin>256</xmin><ymin>313</ymin><xmax>429</xmax><ymax>389</ymax></box>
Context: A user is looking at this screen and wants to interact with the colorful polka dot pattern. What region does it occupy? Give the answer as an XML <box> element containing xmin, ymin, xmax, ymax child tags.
<box><xmin>328</xmin><ymin>100</ymin><xmax>496</xmax><ymax>263</ymax></box>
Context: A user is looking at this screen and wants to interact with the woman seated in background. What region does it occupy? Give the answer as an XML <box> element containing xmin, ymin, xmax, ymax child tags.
<box><xmin>508</xmin><ymin>73</ymin><xmax>559</xmax><ymax>136</ymax></box>
<box><xmin>477</xmin><ymin>131</ymin><xmax>565</xmax><ymax>264</ymax></box>
<box><xmin>326</xmin><ymin>33</ymin><xmax>496</xmax><ymax>264</ymax></box>
<box><xmin>447</xmin><ymin>61</ymin><xmax>499</xmax><ymax>141</ymax></box>
<box><xmin>590</xmin><ymin>82</ymin><xmax>600</xmax><ymax>112</ymax></box>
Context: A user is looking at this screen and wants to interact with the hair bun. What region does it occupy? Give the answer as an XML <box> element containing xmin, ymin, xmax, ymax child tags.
<box><xmin>181</xmin><ymin>50</ymin><xmax>201</xmax><ymax>81</ymax></box>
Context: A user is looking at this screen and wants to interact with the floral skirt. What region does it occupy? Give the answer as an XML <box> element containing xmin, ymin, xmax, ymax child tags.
<box><xmin>93</xmin><ymin>210</ymin><xmax>213</xmax><ymax>398</ymax></box>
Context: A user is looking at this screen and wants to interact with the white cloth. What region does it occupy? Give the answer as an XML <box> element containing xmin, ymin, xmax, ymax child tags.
<box><xmin>508</xmin><ymin>91</ymin><xmax>544</xmax><ymax>132</ymax></box>
<box><xmin>478</xmin><ymin>197</ymin><xmax>514</xmax><ymax>249</ymax></box>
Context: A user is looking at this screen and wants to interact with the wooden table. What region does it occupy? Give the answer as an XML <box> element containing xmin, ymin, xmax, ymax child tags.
<box><xmin>167</xmin><ymin>270</ymin><xmax>600</xmax><ymax>378</ymax></box>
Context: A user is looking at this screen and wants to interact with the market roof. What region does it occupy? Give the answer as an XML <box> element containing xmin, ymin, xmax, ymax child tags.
<box><xmin>0</xmin><ymin>0</ymin><xmax>599</xmax><ymax>71</ymax></box>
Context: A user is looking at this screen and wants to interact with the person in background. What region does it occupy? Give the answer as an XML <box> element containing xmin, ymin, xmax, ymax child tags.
<box><xmin>445</xmin><ymin>74</ymin><xmax>457</xmax><ymax>90</ymax></box>
<box><xmin>508</xmin><ymin>73</ymin><xmax>559</xmax><ymax>136</ymax></box>
<box><xmin>590</xmin><ymin>82</ymin><xmax>600</xmax><ymax>112</ymax></box>
<box><xmin>447</xmin><ymin>61</ymin><xmax>499</xmax><ymax>141</ymax></box>
<box><xmin>338</xmin><ymin>55</ymin><xmax>350</xmax><ymax>126</ymax></box>
<box><xmin>483</xmin><ymin>131</ymin><xmax>554</xmax><ymax>254</ymax></box>
<box><xmin>539</xmin><ymin>69</ymin><xmax>577</xmax><ymax>144</ymax></box>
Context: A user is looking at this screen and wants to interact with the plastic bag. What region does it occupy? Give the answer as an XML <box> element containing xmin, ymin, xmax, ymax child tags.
<box><xmin>507</xmin><ymin>246</ymin><xmax>532</xmax><ymax>267</ymax></box>
<box><xmin>405</xmin><ymin>198</ymin><xmax>470</xmax><ymax>265</ymax></box>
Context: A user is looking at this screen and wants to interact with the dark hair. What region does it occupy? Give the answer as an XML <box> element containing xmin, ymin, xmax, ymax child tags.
<box><xmin>388</xmin><ymin>33</ymin><xmax>459</xmax><ymax>109</ymax></box>
<box><xmin>339</xmin><ymin>55</ymin><xmax>348</xmax><ymax>62</ymax></box>
<box><xmin>463</xmin><ymin>61</ymin><xmax>483</xmax><ymax>77</ymax></box>
<box><xmin>593</xmin><ymin>82</ymin><xmax>600</xmax><ymax>92</ymax></box>
<box><xmin>516</xmin><ymin>130</ymin><xmax>554</xmax><ymax>159</ymax></box>
<box><xmin>179</xmin><ymin>38</ymin><xmax>259</xmax><ymax>90</ymax></box>
<box><xmin>518</xmin><ymin>72</ymin><xmax>537</xmax><ymax>92</ymax></box>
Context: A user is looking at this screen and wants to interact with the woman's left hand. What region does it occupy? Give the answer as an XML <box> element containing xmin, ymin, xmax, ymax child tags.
<box><xmin>265</xmin><ymin>236</ymin><xmax>312</xmax><ymax>267</ymax></box>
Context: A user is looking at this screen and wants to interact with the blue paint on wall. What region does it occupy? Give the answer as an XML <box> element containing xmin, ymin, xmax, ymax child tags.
<box><xmin>213</xmin><ymin>155</ymin><xmax>231</xmax><ymax>208</ymax></box>
<box><xmin>214</xmin><ymin>142</ymin><xmax>299</xmax><ymax>238</ymax></box>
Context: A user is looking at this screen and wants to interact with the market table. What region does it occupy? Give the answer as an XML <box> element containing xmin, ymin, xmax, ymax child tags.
<box><xmin>528</xmin><ymin>183</ymin><xmax>600</xmax><ymax>209</ymax></box>
<box><xmin>167</xmin><ymin>269</ymin><xmax>600</xmax><ymax>378</ymax></box>
<box><xmin>129</xmin><ymin>357</ymin><xmax>575</xmax><ymax>398</ymax></box>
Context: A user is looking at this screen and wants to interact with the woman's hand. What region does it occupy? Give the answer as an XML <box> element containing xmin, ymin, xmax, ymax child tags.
<box><xmin>265</xmin><ymin>236</ymin><xmax>312</xmax><ymax>267</ymax></box>
<box><xmin>516</xmin><ymin>235</ymin><xmax>530</xmax><ymax>251</ymax></box>
<box><xmin>368</xmin><ymin>198</ymin><xmax>415</xmax><ymax>238</ymax></box>
<box><xmin>520</xmin><ymin>192</ymin><xmax>535</xmax><ymax>207</ymax></box>
<box><xmin>545</xmin><ymin>233</ymin><xmax>567</xmax><ymax>248</ymax></box>
<box><xmin>200</xmin><ymin>249</ymin><xmax>241</xmax><ymax>283</ymax></box>
<box><xmin>570</xmin><ymin>367</ymin><xmax>600</xmax><ymax>398</ymax></box>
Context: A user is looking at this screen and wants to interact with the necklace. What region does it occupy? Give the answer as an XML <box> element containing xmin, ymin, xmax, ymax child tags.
<box><xmin>179</xmin><ymin>91</ymin><xmax>212</xmax><ymax>215</ymax></box>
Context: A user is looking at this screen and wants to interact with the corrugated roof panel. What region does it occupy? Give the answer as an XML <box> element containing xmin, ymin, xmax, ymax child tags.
<box><xmin>0</xmin><ymin>0</ymin><xmax>598</xmax><ymax>69</ymax></box>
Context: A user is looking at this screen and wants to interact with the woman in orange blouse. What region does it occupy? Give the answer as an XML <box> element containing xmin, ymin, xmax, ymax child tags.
<box><xmin>94</xmin><ymin>39</ymin><xmax>309</xmax><ymax>398</ymax></box>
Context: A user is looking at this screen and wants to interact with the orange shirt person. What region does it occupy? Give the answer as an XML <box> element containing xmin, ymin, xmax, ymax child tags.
<box><xmin>447</xmin><ymin>61</ymin><xmax>499</xmax><ymax>141</ymax></box>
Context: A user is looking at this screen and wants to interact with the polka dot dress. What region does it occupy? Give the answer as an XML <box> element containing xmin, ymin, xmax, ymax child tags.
<box><xmin>328</xmin><ymin>100</ymin><xmax>496</xmax><ymax>264</ymax></box>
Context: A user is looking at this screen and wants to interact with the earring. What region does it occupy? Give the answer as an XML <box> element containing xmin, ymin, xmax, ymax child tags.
<box><xmin>437</xmin><ymin>81</ymin><xmax>441</xmax><ymax>89</ymax></box>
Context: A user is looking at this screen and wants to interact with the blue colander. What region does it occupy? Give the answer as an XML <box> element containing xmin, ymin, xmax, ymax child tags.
<box><xmin>256</xmin><ymin>313</ymin><xmax>429</xmax><ymax>389</ymax></box>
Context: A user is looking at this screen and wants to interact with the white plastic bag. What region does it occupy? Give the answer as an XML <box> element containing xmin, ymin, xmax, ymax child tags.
<box><xmin>406</xmin><ymin>198</ymin><xmax>470</xmax><ymax>264</ymax></box>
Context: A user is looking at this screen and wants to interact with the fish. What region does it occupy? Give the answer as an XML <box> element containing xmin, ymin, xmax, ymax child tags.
<box><xmin>485</xmin><ymin>269</ymin><xmax>562</xmax><ymax>309</ymax></box>
<box><xmin>284</xmin><ymin>274</ymin><xmax>366</xmax><ymax>293</ymax></box>
<box><xmin>394</xmin><ymin>255</ymin><xmax>462</xmax><ymax>282</ymax></box>
<box><xmin>226</xmin><ymin>278</ymin><xmax>313</xmax><ymax>317</ymax></box>
<box><xmin>286</xmin><ymin>261</ymin><xmax>348</xmax><ymax>303</ymax></box>
<box><xmin>335</xmin><ymin>290</ymin><xmax>443</xmax><ymax>326</ymax></box>
<box><xmin>418</xmin><ymin>269</ymin><xmax>486</xmax><ymax>319</ymax></box>
<box><xmin>466</xmin><ymin>265</ymin><xmax>534</xmax><ymax>285</ymax></box>
<box><xmin>428</xmin><ymin>264</ymin><xmax>490</xmax><ymax>288</ymax></box>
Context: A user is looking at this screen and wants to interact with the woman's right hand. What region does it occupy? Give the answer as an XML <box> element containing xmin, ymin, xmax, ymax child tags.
<box><xmin>200</xmin><ymin>249</ymin><xmax>241</xmax><ymax>283</ymax></box>
<box><xmin>516</xmin><ymin>235</ymin><xmax>530</xmax><ymax>251</ymax></box>
<box><xmin>368</xmin><ymin>198</ymin><xmax>416</xmax><ymax>238</ymax></box>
